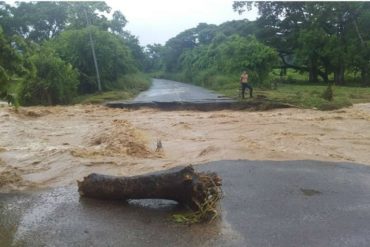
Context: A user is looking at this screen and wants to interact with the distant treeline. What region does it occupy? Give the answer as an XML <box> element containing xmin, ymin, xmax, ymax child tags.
<box><xmin>1</xmin><ymin>2</ymin><xmax>370</xmax><ymax>106</ymax></box>
<box><xmin>146</xmin><ymin>2</ymin><xmax>370</xmax><ymax>87</ymax></box>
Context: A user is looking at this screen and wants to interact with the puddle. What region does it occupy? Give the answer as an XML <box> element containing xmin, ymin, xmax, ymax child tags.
<box><xmin>300</xmin><ymin>188</ymin><xmax>322</xmax><ymax>196</ymax></box>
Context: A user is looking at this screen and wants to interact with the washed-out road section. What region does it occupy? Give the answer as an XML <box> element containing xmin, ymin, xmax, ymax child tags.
<box><xmin>106</xmin><ymin>78</ymin><xmax>289</xmax><ymax>110</ymax></box>
<box><xmin>133</xmin><ymin>78</ymin><xmax>232</xmax><ymax>102</ymax></box>
<box><xmin>105</xmin><ymin>78</ymin><xmax>252</xmax><ymax>110</ymax></box>
<box><xmin>1</xmin><ymin>80</ymin><xmax>370</xmax><ymax>246</ymax></box>
<box><xmin>1</xmin><ymin>160</ymin><xmax>370</xmax><ymax>247</ymax></box>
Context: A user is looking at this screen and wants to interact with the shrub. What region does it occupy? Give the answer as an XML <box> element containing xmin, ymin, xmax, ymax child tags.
<box><xmin>19</xmin><ymin>47</ymin><xmax>79</xmax><ymax>105</ymax></box>
<box><xmin>322</xmin><ymin>84</ymin><xmax>334</xmax><ymax>101</ymax></box>
<box><xmin>49</xmin><ymin>27</ymin><xmax>137</xmax><ymax>94</ymax></box>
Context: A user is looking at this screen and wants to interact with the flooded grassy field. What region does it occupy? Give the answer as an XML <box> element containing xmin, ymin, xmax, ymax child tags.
<box><xmin>1</xmin><ymin>103</ymin><xmax>369</xmax><ymax>192</ymax></box>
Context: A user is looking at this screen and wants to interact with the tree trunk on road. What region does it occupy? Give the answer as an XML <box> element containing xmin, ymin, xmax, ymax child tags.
<box><xmin>78</xmin><ymin>165</ymin><xmax>222</xmax><ymax>211</ymax></box>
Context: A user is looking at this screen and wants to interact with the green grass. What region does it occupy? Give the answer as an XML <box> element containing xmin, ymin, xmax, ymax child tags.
<box><xmin>72</xmin><ymin>90</ymin><xmax>136</xmax><ymax>104</ymax></box>
<box><xmin>73</xmin><ymin>73</ymin><xmax>151</xmax><ymax>104</ymax></box>
<box><xmin>155</xmin><ymin>69</ymin><xmax>370</xmax><ymax>111</ymax></box>
<box><xmin>2</xmin><ymin>73</ymin><xmax>151</xmax><ymax>106</ymax></box>
<box><xmin>270</xmin><ymin>68</ymin><xmax>309</xmax><ymax>83</ymax></box>
<box><xmin>257</xmin><ymin>84</ymin><xmax>353</xmax><ymax>110</ymax></box>
<box><xmin>216</xmin><ymin>82</ymin><xmax>370</xmax><ymax>110</ymax></box>
<box><xmin>200</xmin><ymin>68</ymin><xmax>370</xmax><ymax>110</ymax></box>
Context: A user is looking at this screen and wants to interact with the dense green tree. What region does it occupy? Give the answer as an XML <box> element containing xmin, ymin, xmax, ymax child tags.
<box><xmin>179</xmin><ymin>35</ymin><xmax>278</xmax><ymax>85</ymax></box>
<box><xmin>233</xmin><ymin>1</ymin><xmax>370</xmax><ymax>85</ymax></box>
<box><xmin>163</xmin><ymin>30</ymin><xmax>197</xmax><ymax>72</ymax></box>
<box><xmin>119</xmin><ymin>31</ymin><xmax>146</xmax><ymax>70</ymax></box>
<box><xmin>1</xmin><ymin>1</ymin><xmax>148</xmax><ymax>106</ymax></box>
<box><xmin>144</xmin><ymin>43</ymin><xmax>165</xmax><ymax>72</ymax></box>
<box><xmin>217</xmin><ymin>35</ymin><xmax>278</xmax><ymax>83</ymax></box>
<box><xmin>160</xmin><ymin>16</ymin><xmax>279</xmax><ymax>86</ymax></box>
<box><xmin>18</xmin><ymin>47</ymin><xmax>79</xmax><ymax>105</ymax></box>
<box><xmin>163</xmin><ymin>23</ymin><xmax>220</xmax><ymax>72</ymax></box>
<box><xmin>66</xmin><ymin>1</ymin><xmax>111</xmax><ymax>31</ymax></box>
<box><xmin>345</xmin><ymin>2</ymin><xmax>370</xmax><ymax>84</ymax></box>
<box><xmin>7</xmin><ymin>2</ymin><xmax>69</xmax><ymax>42</ymax></box>
<box><xmin>110</xmin><ymin>10</ymin><xmax>128</xmax><ymax>35</ymax></box>
<box><xmin>218</xmin><ymin>19</ymin><xmax>258</xmax><ymax>39</ymax></box>
<box><xmin>49</xmin><ymin>27</ymin><xmax>137</xmax><ymax>93</ymax></box>
<box><xmin>0</xmin><ymin>27</ymin><xmax>21</xmax><ymax>89</ymax></box>
<box><xmin>1</xmin><ymin>2</ymin><xmax>126</xmax><ymax>43</ymax></box>
<box><xmin>0</xmin><ymin>26</ymin><xmax>34</xmax><ymax>99</ymax></box>
<box><xmin>0</xmin><ymin>1</ymin><xmax>15</xmax><ymax>35</ymax></box>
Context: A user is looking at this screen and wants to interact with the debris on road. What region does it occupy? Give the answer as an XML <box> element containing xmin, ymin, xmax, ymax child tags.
<box><xmin>78</xmin><ymin>165</ymin><xmax>222</xmax><ymax>223</ymax></box>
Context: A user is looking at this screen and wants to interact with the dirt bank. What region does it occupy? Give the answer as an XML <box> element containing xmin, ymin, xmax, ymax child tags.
<box><xmin>0</xmin><ymin>104</ymin><xmax>369</xmax><ymax>192</ymax></box>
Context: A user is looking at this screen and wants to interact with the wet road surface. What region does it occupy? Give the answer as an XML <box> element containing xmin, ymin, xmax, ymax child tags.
<box><xmin>133</xmin><ymin>78</ymin><xmax>232</xmax><ymax>102</ymax></box>
<box><xmin>1</xmin><ymin>160</ymin><xmax>370</xmax><ymax>247</ymax></box>
<box><xmin>105</xmin><ymin>78</ymin><xmax>239</xmax><ymax>110</ymax></box>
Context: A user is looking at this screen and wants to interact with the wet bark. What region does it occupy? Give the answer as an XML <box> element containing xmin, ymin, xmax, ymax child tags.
<box><xmin>361</xmin><ymin>67</ymin><xmax>370</xmax><ymax>85</ymax></box>
<box><xmin>309</xmin><ymin>68</ymin><xmax>318</xmax><ymax>83</ymax></box>
<box><xmin>308</xmin><ymin>58</ymin><xmax>319</xmax><ymax>83</ymax></box>
<box><xmin>279</xmin><ymin>54</ymin><xmax>326</xmax><ymax>82</ymax></box>
<box><xmin>353</xmin><ymin>20</ymin><xmax>370</xmax><ymax>85</ymax></box>
<box><xmin>334</xmin><ymin>64</ymin><xmax>345</xmax><ymax>85</ymax></box>
<box><xmin>323</xmin><ymin>65</ymin><xmax>329</xmax><ymax>83</ymax></box>
<box><xmin>78</xmin><ymin>165</ymin><xmax>222</xmax><ymax>210</ymax></box>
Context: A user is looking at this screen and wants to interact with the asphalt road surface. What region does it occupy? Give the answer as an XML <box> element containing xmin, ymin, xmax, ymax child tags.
<box><xmin>106</xmin><ymin>78</ymin><xmax>244</xmax><ymax>110</ymax></box>
<box><xmin>133</xmin><ymin>78</ymin><xmax>233</xmax><ymax>102</ymax></box>
<box><xmin>1</xmin><ymin>160</ymin><xmax>370</xmax><ymax>247</ymax></box>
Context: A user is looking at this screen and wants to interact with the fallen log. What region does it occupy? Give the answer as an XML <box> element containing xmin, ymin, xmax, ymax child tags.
<box><xmin>77</xmin><ymin>165</ymin><xmax>222</xmax><ymax>212</ymax></box>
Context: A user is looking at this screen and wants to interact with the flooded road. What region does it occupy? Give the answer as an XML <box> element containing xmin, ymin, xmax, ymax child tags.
<box><xmin>1</xmin><ymin>160</ymin><xmax>370</xmax><ymax>247</ymax></box>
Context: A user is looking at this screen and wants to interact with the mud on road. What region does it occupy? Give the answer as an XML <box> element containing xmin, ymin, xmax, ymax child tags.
<box><xmin>0</xmin><ymin>103</ymin><xmax>370</xmax><ymax>192</ymax></box>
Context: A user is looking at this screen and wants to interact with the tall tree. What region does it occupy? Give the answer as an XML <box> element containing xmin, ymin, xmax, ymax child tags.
<box><xmin>119</xmin><ymin>31</ymin><xmax>146</xmax><ymax>70</ymax></box>
<box><xmin>1</xmin><ymin>1</ymin><xmax>118</xmax><ymax>42</ymax></box>
<box><xmin>65</xmin><ymin>1</ymin><xmax>111</xmax><ymax>31</ymax></box>
<box><xmin>110</xmin><ymin>10</ymin><xmax>127</xmax><ymax>35</ymax></box>
<box><xmin>49</xmin><ymin>27</ymin><xmax>136</xmax><ymax>93</ymax></box>
<box><xmin>0</xmin><ymin>26</ymin><xmax>34</xmax><ymax>98</ymax></box>
<box><xmin>3</xmin><ymin>2</ymin><xmax>69</xmax><ymax>42</ymax></box>
<box><xmin>233</xmin><ymin>1</ymin><xmax>370</xmax><ymax>84</ymax></box>
<box><xmin>144</xmin><ymin>43</ymin><xmax>164</xmax><ymax>72</ymax></box>
<box><xmin>18</xmin><ymin>47</ymin><xmax>79</xmax><ymax>105</ymax></box>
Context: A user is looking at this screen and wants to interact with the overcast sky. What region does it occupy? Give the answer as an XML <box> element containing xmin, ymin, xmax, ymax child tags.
<box><xmin>105</xmin><ymin>0</ymin><xmax>258</xmax><ymax>46</ymax></box>
<box><xmin>5</xmin><ymin>0</ymin><xmax>258</xmax><ymax>46</ymax></box>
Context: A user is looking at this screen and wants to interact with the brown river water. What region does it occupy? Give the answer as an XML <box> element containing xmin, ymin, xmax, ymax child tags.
<box><xmin>1</xmin><ymin>103</ymin><xmax>369</xmax><ymax>192</ymax></box>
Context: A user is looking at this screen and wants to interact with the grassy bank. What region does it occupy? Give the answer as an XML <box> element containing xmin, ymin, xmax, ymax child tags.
<box><xmin>256</xmin><ymin>84</ymin><xmax>370</xmax><ymax>110</ymax></box>
<box><xmin>2</xmin><ymin>73</ymin><xmax>151</xmax><ymax>106</ymax></box>
<box><xmin>159</xmin><ymin>71</ymin><xmax>370</xmax><ymax>111</ymax></box>
<box><xmin>215</xmin><ymin>83</ymin><xmax>370</xmax><ymax>110</ymax></box>
<box><xmin>73</xmin><ymin>73</ymin><xmax>151</xmax><ymax>104</ymax></box>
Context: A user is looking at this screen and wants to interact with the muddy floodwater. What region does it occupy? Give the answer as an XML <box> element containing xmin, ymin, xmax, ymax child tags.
<box><xmin>0</xmin><ymin>103</ymin><xmax>370</xmax><ymax>192</ymax></box>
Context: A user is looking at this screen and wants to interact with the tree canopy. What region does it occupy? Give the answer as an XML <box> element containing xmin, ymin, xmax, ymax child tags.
<box><xmin>1</xmin><ymin>1</ymin><xmax>370</xmax><ymax>106</ymax></box>
<box><xmin>233</xmin><ymin>1</ymin><xmax>370</xmax><ymax>85</ymax></box>
<box><xmin>152</xmin><ymin>20</ymin><xmax>279</xmax><ymax>87</ymax></box>
<box><xmin>0</xmin><ymin>1</ymin><xmax>147</xmax><ymax>105</ymax></box>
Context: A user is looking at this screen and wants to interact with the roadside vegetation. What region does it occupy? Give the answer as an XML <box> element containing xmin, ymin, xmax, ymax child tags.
<box><xmin>212</xmin><ymin>77</ymin><xmax>370</xmax><ymax>111</ymax></box>
<box><xmin>73</xmin><ymin>73</ymin><xmax>151</xmax><ymax>104</ymax></box>
<box><xmin>0</xmin><ymin>2</ymin><xmax>150</xmax><ymax>106</ymax></box>
<box><xmin>145</xmin><ymin>2</ymin><xmax>370</xmax><ymax>110</ymax></box>
<box><xmin>1</xmin><ymin>2</ymin><xmax>370</xmax><ymax>110</ymax></box>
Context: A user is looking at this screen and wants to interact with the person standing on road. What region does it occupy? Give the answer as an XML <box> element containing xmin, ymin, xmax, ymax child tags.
<box><xmin>240</xmin><ymin>71</ymin><xmax>253</xmax><ymax>99</ymax></box>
